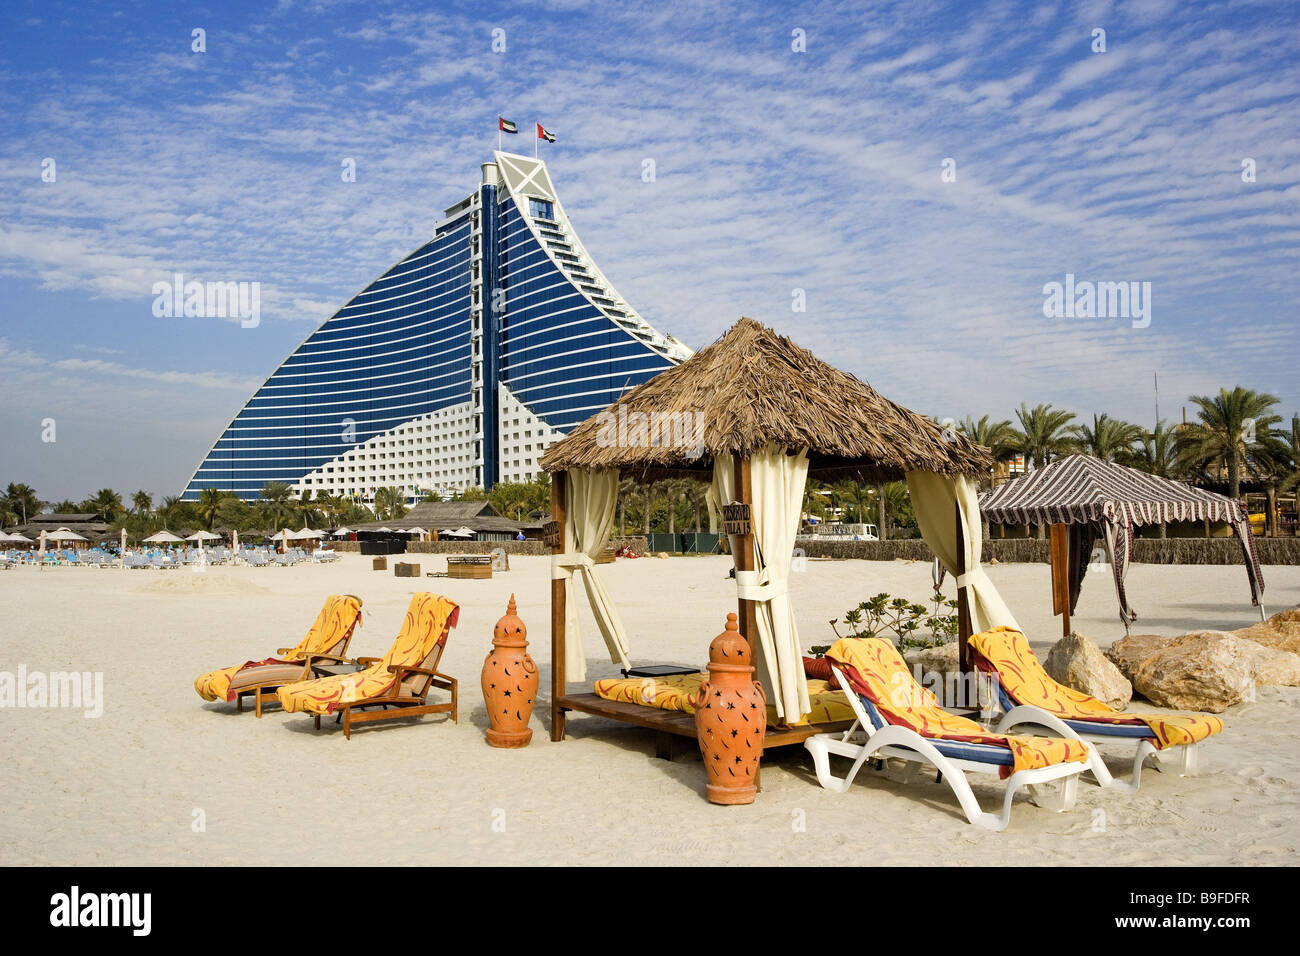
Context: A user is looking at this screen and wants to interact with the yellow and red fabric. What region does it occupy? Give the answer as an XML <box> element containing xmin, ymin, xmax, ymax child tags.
<box><xmin>276</xmin><ymin>593</ymin><xmax>459</xmax><ymax>716</ymax></box>
<box><xmin>968</xmin><ymin>626</ymin><xmax>1223</xmax><ymax>749</ymax></box>
<box><xmin>592</xmin><ymin>674</ymin><xmax>855</xmax><ymax>725</ymax></box>
<box><xmin>194</xmin><ymin>594</ymin><xmax>364</xmax><ymax>702</ymax></box>
<box><xmin>826</xmin><ymin>637</ymin><xmax>1089</xmax><ymax>777</ymax></box>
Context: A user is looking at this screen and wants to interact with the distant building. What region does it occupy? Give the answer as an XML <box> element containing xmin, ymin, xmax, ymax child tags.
<box><xmin>182</xmin><ymin>151</ymin><xmax>690</xmax><ymax>503</ymax></box>
<box><xmin>352</xmin><ymin>500</ymin><xmax>539</xmax><ymax>542</ymax></box>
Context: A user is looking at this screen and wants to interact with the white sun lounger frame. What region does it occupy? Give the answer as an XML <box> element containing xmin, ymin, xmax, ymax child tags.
<box><xmin>992</xmin><ymin>704</ymin><xmax>1197</xmax><ymax>795</ymax></box>
<box><xmin>804</xmin><ymin>664</ymin><xmax>1082</xmax><ymax>831</ymax></box>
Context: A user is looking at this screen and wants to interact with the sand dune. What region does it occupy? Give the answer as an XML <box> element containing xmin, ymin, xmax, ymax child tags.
<box><xmin>1</xmin><ymin>553</ymin><xmax>1296</xmax><ymax>865</ymax></box>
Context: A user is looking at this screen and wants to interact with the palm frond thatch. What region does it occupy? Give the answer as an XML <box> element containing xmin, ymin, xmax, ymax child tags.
<box><xmin>540</xmin><ymin>317</ymin><xmax>993</xmax><ymax>482</ymax></box>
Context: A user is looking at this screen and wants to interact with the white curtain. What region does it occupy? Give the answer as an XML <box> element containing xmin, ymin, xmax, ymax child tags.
<box><xmin>712</xmin><ymin>446</ymin><xmax>812</xmax><ymax>723</ymax></box>
<box><xmin>905</xmin><ymin>470</ymin><xmax>1021</xmax><ymax>634</ymax></box>
<box><xmin>551</xmin><ymin>467</ymin><xmax>631</xmax><ymax>682</ymax></box>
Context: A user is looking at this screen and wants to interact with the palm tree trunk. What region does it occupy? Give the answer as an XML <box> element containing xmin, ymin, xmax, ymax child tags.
<box><xmin>1266</xmin><ymin>484</ymin><xmax>1278</xmax><ymax>537</ymax></box>
<box><xmin>876</xmin><ymin>483</ymin><xmax>887</xmax><ymax>541</ymax></box>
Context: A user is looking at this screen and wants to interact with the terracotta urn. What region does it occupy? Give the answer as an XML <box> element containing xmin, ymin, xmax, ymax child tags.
<box><xmin>481</xmin><ymin>595</ymin><xmax>539</xmax><ymax>748</ymax></box>
<box><xmin>693</xmin><ymin>613</ymin><xmax>767</xmax><ymax>804</ymax></box>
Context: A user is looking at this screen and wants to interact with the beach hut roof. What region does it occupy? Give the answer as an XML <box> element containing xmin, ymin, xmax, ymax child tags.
<box><xmin>980</xmin><ymin>455</ymin><xmax>1249</xmax><ymax>528</ymax></box>
<box><xmin>539</xmin><ymin>317</ymin><xmax>993</xmax><ymax>482</ymax></box>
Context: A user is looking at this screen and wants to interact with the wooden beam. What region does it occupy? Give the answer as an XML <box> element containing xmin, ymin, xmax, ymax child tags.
<box><xmin>732</xmin><ymin>456</ymin><xmax>759</xmax><ymax>660</ymax></box>
<box><xmin>955</xmin><ymin>502</ymin><xmax>972</xmax><ymax>679</ymax></box>
<box><xmin>550</xmin><ymin>471</ymin><xmax>567</xmax><ymax>742</ymax></box>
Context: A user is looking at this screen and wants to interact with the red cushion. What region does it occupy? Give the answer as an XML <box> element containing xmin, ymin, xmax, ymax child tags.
<box><xmin>802</xmin><ymin>656</ymin><xmax>841</xmax><ymax>690</ymax></box>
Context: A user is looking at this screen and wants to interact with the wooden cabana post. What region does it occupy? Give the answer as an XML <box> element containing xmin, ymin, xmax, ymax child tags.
<box><xmin>1049</xmin><ymin>522</ymin><xmax>1072</xmax><ymax>638</ymax></box>
<box><xmin>955</xmin><ymin>502</ymin><xmax>972</xmax><ymax>680</ymax></box>
<box><xmin>733</xmin><ymin>456</ymin><xmax>759</xmax><ymax>662</ymax></box>
<box><xmin>550</xmin><ymin>470</ymin><xmax>567</xmax><ymax>742</ymax></box>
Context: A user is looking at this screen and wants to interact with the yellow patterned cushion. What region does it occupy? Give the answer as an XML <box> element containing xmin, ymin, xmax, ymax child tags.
<box><xmin>969</xmin><ymin>626</ymin><xmax>1224</xmax><ymax>749</ymax></box>
<box><xmin>195</xmin><ymin>594</ymin><xmax>363</xmax><ymax>702</ymax></box>
<box><xmin>827</xmin><ymin>637</ymin><xmax>1090</xmax><ymax>776</ymax></box>
<box><xmin>592</xmin><ymin>673</ymin><xmax>854</xmax><ymax>725</ymax></box>
<box><xmin>277</xmin><ymin>593</ymin><xmax>458</xmax><ymax>716</ymax></box>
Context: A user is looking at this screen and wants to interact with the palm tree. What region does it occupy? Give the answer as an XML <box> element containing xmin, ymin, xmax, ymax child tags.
<box><xmin>258</xmin><ymin>481</ymin><xmax>297</xmax><ymax>530</ymax></box>
<box><xmin>0</xmin><ymin>498</ymin><xmax>16</xmax><ymax>528</ymax></box>
<box><xmin>1069</xmin><ymin>413</ymin><xmax>1145</xmax><ymax>463</ymax></box>
<box><xmin>373</xmin><ymin>486</ymin><xmax>409</xmax><ymax>521</ymax></box>
<box><xmin>131</xmin><ymin>490</ymin><xmax>152</xmax><ymax>518</ymax></box>
<box><xmin>51</xmin><ymin>499</ymin><xmax>79</xmax><ymax>514</ymax></box>
<box><xmin>1012</xmin><ymin>403</ymin><xmax>1077</xmax><ymax>469</ymax></box>
<box><xmin>959</xmin><ymin>415</ymin><xmax>1018</xmax><ymax>462</ymax></box>
<box><xmin>196</xmin><ymin>488</ymin><xmax>230</xmax><ymax>530</ymax></box>
<box><xmin>616</xmin><ymin>477</ymin><xmax>638</xmax><ymax>536</ymax></box>
<box><xmin>681</xmin><ymin>479</ymin><xmax>708</xmax><ymax>533</ymax></box>
<box><xmin>1178</xmin><ymin>386</ymin><xmax>1283</xmax><ymax>501</ymax></box>
<box><xmin>1131</xmin><ymin>421</ymin><xmax>1179</xmax><ymax>478</ymax></box>
<box><xmin>4</xmin><ymin>483</ymin><xmax>42</xmax><ymax>524</ymax></box>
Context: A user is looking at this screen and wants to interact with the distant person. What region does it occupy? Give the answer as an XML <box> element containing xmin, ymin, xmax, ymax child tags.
<box><xmin>516</xmin><ymin>531</ymin><xmax>526</xmax><ymax>541</ymax></box>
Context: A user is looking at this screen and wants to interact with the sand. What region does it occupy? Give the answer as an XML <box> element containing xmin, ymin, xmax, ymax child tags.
<box><xmin>1</xmin><ymin>553</ymin><xmax>1297</xmax><ymax>865</ymax></box>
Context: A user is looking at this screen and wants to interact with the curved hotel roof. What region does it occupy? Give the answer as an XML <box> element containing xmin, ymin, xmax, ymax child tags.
<box><xmin>182</xmin><ymin>152</ymin><xmax>691</xmax><ymax>502</ymax></box>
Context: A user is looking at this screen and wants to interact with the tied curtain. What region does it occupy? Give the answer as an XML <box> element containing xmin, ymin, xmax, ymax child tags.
<box><xmin>551</xmin><ymin>467</ymin><xmax>631</xmax><ymax>682</ymax></box>
<box><xmin>711</xmin><ymin>446</ymin><xmax>812</xmax><ymax>724</ymax></box>
<box><xmin>906</xmin><ymin>471</ymin><xmax>1022</xmax><ymax>634</ymax></box>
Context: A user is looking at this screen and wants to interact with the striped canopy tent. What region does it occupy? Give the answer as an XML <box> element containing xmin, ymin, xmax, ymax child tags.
<box><xmin>980</xmin><ymin>455</ymin><xmax>1264</xmax><ymax>629</ymax></box>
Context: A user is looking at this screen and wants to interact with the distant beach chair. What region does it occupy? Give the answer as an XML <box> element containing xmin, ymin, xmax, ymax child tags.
<box><xmin>804</xmin><ymin>637</ymin><xmax>1089</xmax><ymax>831</ymax></box>
<box><xmin>194</xmin><ymin>594</ymin><xmax>364</xmax><ymax>717</ymax></box>
<box><xmin>968</xmin><ymin>626</ymin><xmax>1224</xmax><ymax>793</ymax></box>
<box><xmin>277</xmin><ymin>592</ymin><xmax>459</xmax><ymax>739</ymax></box>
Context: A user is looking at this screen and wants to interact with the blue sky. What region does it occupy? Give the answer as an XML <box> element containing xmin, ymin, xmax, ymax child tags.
<box><xmin>1</xmin><ymin>0</ymin><xmax>1297</xmax><ymax>501</ymax></box>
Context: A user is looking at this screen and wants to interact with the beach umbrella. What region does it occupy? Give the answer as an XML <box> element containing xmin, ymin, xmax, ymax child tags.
<box><xmin>119</xmin><ymin>528</ymin><xmax>127</xmax><ymax>568</ymax></box>
<box><xmin>0</xmin><ymin>532</ymin><xmax>11</xmax><ymax>541</ymax></box>
<box><xmin>39</xmin><ymin>529</ymin><xmax>47</xmax><ymax>554</ymax></box>
<box><xmin>333</xmin><ymin>527</ymin><xmax>352</xmax><ymax>536</ymax></box>
<box><xmin>232</xmin><ymin>529</ymin><xmax>239</xmax><ymax>551</ymax></box>
<box><xmin>144</xmin><ymin>530</ymin><xmax>184</xmax><ymax>544</ymax></box>
<box><xmin>186</xmin><ymin>530</ymin><xmax>220</xmax><ymax>541</ymax></box>
<box><xmin>8</xmin><ymin>532</ymin><xmax>31</xmax><ymax>543</ymax></box>
<box><xmin>48</xmin><ymin>527</ymin><xmax>87</xmax><ymax>542</ymax></box>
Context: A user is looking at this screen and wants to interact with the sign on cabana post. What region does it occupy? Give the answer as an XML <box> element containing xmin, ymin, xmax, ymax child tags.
<box><xmin>722</xmin><ymin>504</ymin><xmax>751</xmax><ymax>536</ymax></box>
<box><xmin>543</xmin><ymin>521</ymin><xmax>562</xmax><ymax>548</ymax></box>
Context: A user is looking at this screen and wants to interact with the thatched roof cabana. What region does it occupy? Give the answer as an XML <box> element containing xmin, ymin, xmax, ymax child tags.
<box><xmin>539</xmin><ymin>318</ymin><xmax>1020</xmax><ymax>785</ymax></box>
<box><xmin>540</xmin><ymin>317</ymin><xmax>992</xmax><ymax>482</ymax></box>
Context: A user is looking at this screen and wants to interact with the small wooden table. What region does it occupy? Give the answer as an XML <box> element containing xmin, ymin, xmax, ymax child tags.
<box><xmin>310</xmin><ymin>662</ymin><xmax>365</xmax><ymax>679</ymax></box>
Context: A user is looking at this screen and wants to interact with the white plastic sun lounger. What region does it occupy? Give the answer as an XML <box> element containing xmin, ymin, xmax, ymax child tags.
<box><xmin>804</xmin><ymin>664</ymin><xmax>1082</xmax><ymax>831</ymax></box>
<box><xmin>987</xmin><ymin>682</ymin><xmax>1198</xmax><ymax>795</ymax></box>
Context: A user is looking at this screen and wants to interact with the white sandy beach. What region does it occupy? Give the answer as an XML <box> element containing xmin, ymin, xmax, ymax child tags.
<box><xmin>1</xmin><ymin>553</ymin><xmax>1297</xmax><ymax>866</ymax></box>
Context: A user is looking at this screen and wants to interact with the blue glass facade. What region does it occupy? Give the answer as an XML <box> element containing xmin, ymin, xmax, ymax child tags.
<box><xmin>496</xmin><ymin>194</ymin><xmax>675</xmax><ymax>431</ymax></box>
<box><xmin>182</xmin><ymin>153</ymin><xmax>684</xmax><ymax>500</ymax></box>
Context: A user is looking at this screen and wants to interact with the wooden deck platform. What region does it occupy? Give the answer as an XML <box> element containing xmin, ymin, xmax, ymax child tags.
<box><xmin>555</xmin><ymin>693</ymin><xmax>853</xmax><ymax>758</ymax></box>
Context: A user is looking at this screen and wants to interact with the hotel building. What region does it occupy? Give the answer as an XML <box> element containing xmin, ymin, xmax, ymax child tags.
<box><xmin>181</xmin><ymin>152</ymin><xmax>690</xmax><ymax>502</ymax></box>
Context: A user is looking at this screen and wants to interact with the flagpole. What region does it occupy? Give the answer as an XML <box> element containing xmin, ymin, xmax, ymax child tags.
<box><xmin>534</xmin><ymin>122</ymin><xmax>538</xmax><ymax>158</ymax></box>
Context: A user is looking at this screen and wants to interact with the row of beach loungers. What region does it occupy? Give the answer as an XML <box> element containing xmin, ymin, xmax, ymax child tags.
<box><xmin>194</xmin><ymin>592</ymin><xmax>1225</xmax><ymax>830</ymax></box>
<box><xmin>803</xmin><ymin>627</ymin><xmax>1223</xmax><ymax>830</ymax></box>
<box><xmin>1</xmin><ymin>546</ymin><xmax>341</xmax><ymax>569</ymax></box>
<box><xmin>195</xmin><ymin>592</ymin><xmax>457</xmax><ymax>736</ymax></box>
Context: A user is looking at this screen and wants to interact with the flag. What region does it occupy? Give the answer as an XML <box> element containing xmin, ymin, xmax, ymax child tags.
<box><xmin>498</xmin><ymin>117</ymin><xmax>518</xmax><ymax>134</ymax></box>
<box><xmin>537</xmin><ymin>123</ymin><xmax>556</xmax><ymax>143</ymax></box>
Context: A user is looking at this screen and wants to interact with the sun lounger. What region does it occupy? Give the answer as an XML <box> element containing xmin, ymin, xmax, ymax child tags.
<box><xmin>804</xmin><ymin>637</ymin><xmax>1089</xmax><ymax>831</ymax></box>
<box><xmin>277</xmin><ymin>592</ymin><xmax>459</xmax><ymax>739</ymax></box>
<box><xmin>968</xmin><ymin>626</ymin><xmax>1224</xmax><ymax>793</ymax></box>
<box><xmin>195</xmin><ymin>594</ymin><xmax>364</xmax><ymax>716</ymax></box>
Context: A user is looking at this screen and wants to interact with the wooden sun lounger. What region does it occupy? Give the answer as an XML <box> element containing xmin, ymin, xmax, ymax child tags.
<box><xmin>314</xmin><ymin>648</ymin><xmax>458</xmax><ymax>740</ymax></box>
